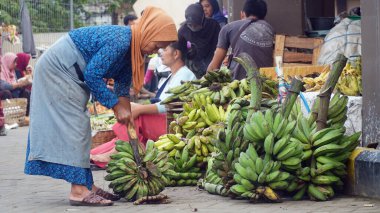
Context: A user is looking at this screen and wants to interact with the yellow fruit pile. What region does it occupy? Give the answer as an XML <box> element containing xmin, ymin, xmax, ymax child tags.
<box><xmin>336</xmin><ymin>57</ymin><xmax>362</xmax><ymax>96</ymax></box>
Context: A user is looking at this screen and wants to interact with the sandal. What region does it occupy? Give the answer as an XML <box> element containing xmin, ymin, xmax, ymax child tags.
<box><xmin>69</xmin><ymin>192</ymin><xmax>114</xmax><ymax>206</ymax></box>
<box><xmin>95</xmin><ymin>188</ymin><xmax>121</xmax><ymax>201</ymax></box>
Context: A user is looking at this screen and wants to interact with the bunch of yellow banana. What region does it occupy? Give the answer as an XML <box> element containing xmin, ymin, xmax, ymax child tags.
<box><xmin>303</xmin><ymin>67</ymin><xmax>330</xmax><ymax>92</ymax></box>
<box><xmin>105</xmin><ymin>140</ymin><xmax>175</xmax><ymax>201</ymax></box>
<box><xmin>154</xmin><ymin>134</ymin><xmax>186</xmax><ymax>157</ymax></box>
<box><xmin>336</xmin><ymin>57</ymin><xmax>362</xmax><ymax>96</ymax></box>
<box><xmin>230</xmin><ymin>144</ymin><xmax>291</xmax><ymax>202</ymax></box>
<box><xmin>187</xmin><ymin>134</ymin><xmax>215</xmax><ymax>162</ymax></box>
<box><xmin>170</xmin><ymin>99</ymin><xmax>228</xmax><ymax>136</ymax></box>
<box><xmin>166</xmin><ymin>147</ymin><xmax>203</xmax><ymax>186</ymax></box>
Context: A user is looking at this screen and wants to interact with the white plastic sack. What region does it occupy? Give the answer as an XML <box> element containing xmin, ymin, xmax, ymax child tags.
<box><xmin>318</xmin><ymin>18</ymin><xmax>361</xmax><ymax>65</ymax></box>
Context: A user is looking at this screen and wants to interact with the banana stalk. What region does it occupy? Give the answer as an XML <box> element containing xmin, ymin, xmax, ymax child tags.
<box><xmin>309</xmin><ymin>54</ymin><xmax>347</xmax><ymax>124</ymax></box>
<box><xmin>233</xmin><ymin>53</ymin><xmax>262</xmax><ymax>121</ymax></box>
<box><xmin>281</xmin><ymin>78</ymin><xmax>304</xmax><ymax>119</ymax></box>
<box><xmin>316</xmin><ymin>87</ymin><xmax>333</xmax><ymax>131</ymax></box>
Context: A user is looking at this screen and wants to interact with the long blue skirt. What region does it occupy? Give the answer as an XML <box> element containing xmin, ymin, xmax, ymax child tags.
<box><xmin>24</xmin><ymin>133</ymin><xmax>94</xmax><ymax>190</ymax></box>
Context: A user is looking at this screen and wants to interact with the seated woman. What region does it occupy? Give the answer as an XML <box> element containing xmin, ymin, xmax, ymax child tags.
<box><xmin>0</xmin><ymin>53</ymin><xmax>32</xmax><ymax>114</ymax></box>
<box><xmin>15</xmin><ymin>53</ymin><xmax>31</xmax><ymax>79</ymax></box>
<box><xmin>0</xmin><ymin>54</ymin><xmax>30</xmax><ymax>100</ymax></box>
<box><xmin>90</xmin><ymin>40</ymin><xmax>197</xmax><ymax>167</ymax></box>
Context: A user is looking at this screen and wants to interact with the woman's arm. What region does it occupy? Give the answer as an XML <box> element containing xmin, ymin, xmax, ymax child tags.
<box><xmin>131</xmin><ymin>102</ymin><xmax>159</xmax><ymax>119</ymax></box>
<box><xmin>0</xmin><ymin>79</ymin><xmax>25</xmax><ymax>90</ymax></box>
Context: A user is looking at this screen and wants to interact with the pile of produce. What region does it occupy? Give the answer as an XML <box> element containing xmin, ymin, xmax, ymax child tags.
<box><xmin>161</xmin><ymin>67</ymin><xmax>278</xmax><ymax>105</ymax></box>
<box><xmin>198</xmin><ymin>157</ymin><xmax>227</xmax><ymax>196</ymax></box>
<box><xmin>231</xmin><ymin>143</ymin><xmax>292</xmax><ymax>202</ymax></box>
<box><xmin>302</xmin><ymin>68</ymin><xmax>329</xmax><ymax>92</ymax></box>
<box><xmin>90</xmin><ymin>114</ymin><xmax>117</xmax><ymax>131</ymax></box>
<box><xmin>105</xmin><ymin>140</ymin><xmax>175</xmax><ymax>203</ymax></box>
<box><xmin>167</xmin><ymin>147</ymin><xmax>203</xmax><ymax>186</ymax></box>
<box><xmin>104</xmin><ymin>54</ymin><xmax>362</xmax><ymax>205</ymax></box>
<box><xmin>336</xmin><ymin>57</ymin><xmax>362</xmax><ymax>96</ymax></box>
<box><xmin>204</xmin><ymin>54</ymin><xmax>362</xmax><ymax>202</ymax></box>
<box><xmin>154</xmin><ymin>133</ymin><xmax>186</xmax><ymax>157</ymax></box>
<box><xmin>303</xmin><ymin>57</ymin><xmax>362</xmax><ymax>96</ymax></box>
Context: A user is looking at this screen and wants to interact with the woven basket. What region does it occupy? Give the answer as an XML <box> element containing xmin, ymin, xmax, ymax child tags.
<box><xmin>91</xmin><ymin>130</ymin><xmax>116</xmax><ymax>149</ymax></box>
<box><xmin>1</xmin><ymin>98</ymin><xmax>27</xmax><ymax>125</ymax></box>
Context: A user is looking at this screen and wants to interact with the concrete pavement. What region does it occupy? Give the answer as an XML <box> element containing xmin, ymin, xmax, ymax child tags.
<box><xmin>1</xmin><ymin>127</ymin><xmax>380</xmax><ymax>213</ymax></box>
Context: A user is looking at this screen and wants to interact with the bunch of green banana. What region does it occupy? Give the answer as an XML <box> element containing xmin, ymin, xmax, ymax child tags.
<box><xmin>162</xmin><ymin>67</ymin><xmax>278</xmax><ymax>105</ymax></box>
<box><xmin>290</xmin><ymin>113</ymin><xmax>361</xmax><ymax>201</ymax></box>
<box><xmin>243</xmin><ymin>110</ymin><xmax>303</xmax><ymax>172</ymax></box>
<box><xmin>203</xmin><ymin>157</ymin><xmax>223</xmax><ymax>185</ymax></box>
<box><xmin>212</xmin><ymin>110</ymin><xmax>250</xmax><ymax>189</ymax></box>
<box><xmin>166</xmin><ymin>147</ymin><xmax>203</xmax><ymax>186</ymax></box>
<box><xmin>230</xmin><ymin>144</ymin><xmax>291</xmax><ymax>202</ymax></box>
<box><xmin>191</xmin><ymin>78</ymin><xmax>277</xmax><ymax>105</ymax></box>
<box><xmin>336</xmin><ymin>57</ymin><xmax>362</xmax><ymax>96</ymax></box>
<box><xmin>327</xmin><ymin>93</ymin><xmax>349</xmax><ymax>127</ymax></box>
<box><xmin>199</xmin><ymin>157</ymin><xmax>228</xmax><ymax>196</ymax></box>
<box><xmin>154</xmin><ymin>134</ymin><xmax>186</xmax><ymax>157</ymax></box>
<box><xmin>161</xmin><ymin>81</ymin><xmax>199</xmax><ymax>104</ymax></box>
<box><xmin>161</xmin><ymin>68</ymin><xmax>232</xmax><ymax>104</ymax></box>
<box><xmin>105</xmin><ymin>140</ymin><xmax>175</xmax><ymax>201</ymax></box>
<box><xmin>195</xmin><ymin>67</ymin><xmax>233</xmax><ymax>86</ymax></box>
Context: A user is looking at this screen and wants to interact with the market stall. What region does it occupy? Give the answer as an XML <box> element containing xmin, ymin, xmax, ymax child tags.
<box><xmin>99</xmin><ymin>53</ymin><xmax>362</xmax><ymax>204</ymax></box>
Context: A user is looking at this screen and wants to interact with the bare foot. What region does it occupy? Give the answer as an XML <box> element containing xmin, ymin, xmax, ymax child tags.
<box><xmin>90</xmin><ymin>152</ymin><xmax>112</xmax><ymax>163</ymax></box>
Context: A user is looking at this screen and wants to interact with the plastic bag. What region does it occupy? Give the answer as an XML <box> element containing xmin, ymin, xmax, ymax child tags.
<box><xmin>318</xmin><ymin>18</ymin><xmax>361</xmax><ymax>65</ymax></box>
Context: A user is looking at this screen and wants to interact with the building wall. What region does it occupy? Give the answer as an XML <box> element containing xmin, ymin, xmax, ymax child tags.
<box><xmin>266</xmin><ymin>0</ymin><xmax>304</xmax><ymax>35</ymax></box>
<box><xmin>347</xmin><ymin>0</ymin><xmax>360</xmax><ymax>11</ymax></box>
<box><xmin>361</xmin><ymin>0</ymin><xmax>380</xmax><ymax>147</ymax></box>
<box><xmin>227</xmin><ymin>0</ymin><xmax>305</xmax><ymax>35</ymax></box>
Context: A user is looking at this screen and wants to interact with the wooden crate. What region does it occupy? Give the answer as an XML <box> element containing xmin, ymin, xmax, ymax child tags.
<box><xmin>260</xmin><ymin>65</ymin><xmax>329</xmax><ymax>80</ymax></box>
<box><xmin>274</xmin><ymin>35</ymin><xmax>323</xmax><ymax>67</ymax></box>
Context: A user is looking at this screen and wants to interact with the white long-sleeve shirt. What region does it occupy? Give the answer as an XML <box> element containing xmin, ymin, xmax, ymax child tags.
<box><xmin>155</xmin><ymin>66</ymin><xmax>196</xmax><ymax>113</ymax></box>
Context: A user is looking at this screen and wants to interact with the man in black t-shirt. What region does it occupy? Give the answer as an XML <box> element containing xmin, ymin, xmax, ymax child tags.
<box><xmin>207</xmin><ymin>0</ymin><xmax>274</xmax><ymax>80</ymax></box>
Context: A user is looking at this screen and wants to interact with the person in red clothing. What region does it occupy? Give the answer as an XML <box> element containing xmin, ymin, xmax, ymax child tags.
<box><xmin>15</xmin><ymin>53</ymin><xmax>31</xmax><ymax>78</ymax></box>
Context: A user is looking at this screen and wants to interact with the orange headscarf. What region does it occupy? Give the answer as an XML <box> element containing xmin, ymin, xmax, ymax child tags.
<box><xmin>131</xmin><ymin>6</ymin><xmax>178</xmax><ymax>93</ymax></box>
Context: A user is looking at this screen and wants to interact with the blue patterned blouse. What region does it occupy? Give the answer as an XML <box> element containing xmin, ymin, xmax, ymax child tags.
<box><xmin>69</xmin><ymin>25</ymin><xmax>132</xmax><ymax>109</ymax></box>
